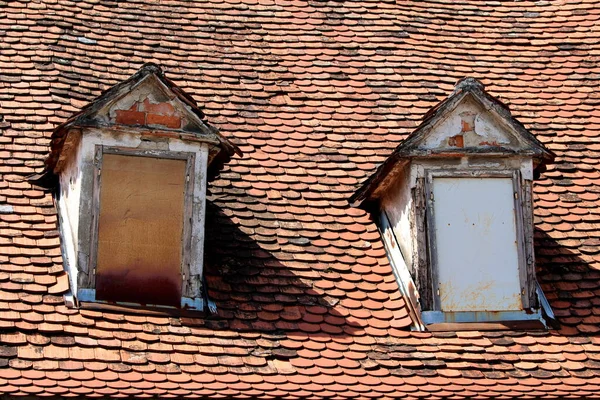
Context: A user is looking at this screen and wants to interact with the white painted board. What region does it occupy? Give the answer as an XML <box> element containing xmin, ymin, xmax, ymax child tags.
<box><xmin>432</xmin><ymin>177</ymin><xmax>522</xmax><ymax>312</ymax></box>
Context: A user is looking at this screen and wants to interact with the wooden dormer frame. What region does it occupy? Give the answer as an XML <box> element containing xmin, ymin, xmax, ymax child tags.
<box><xmin>36</xmin><ymin>64</ymin><xmax>242</xmax><ymax>313</ymax></box>
<box><xmin>78</xmin><ymin>145</ymin><xmax>197</xmax><ymax>308</ymax></box>
<box><xmin>421</xmin><ymin>168</ymin><xmax>538</xmax><ymax>322</ymax></box>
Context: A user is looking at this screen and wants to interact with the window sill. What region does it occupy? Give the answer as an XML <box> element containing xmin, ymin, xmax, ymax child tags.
<box><xmin>425</xmin><ymin>319</ymin><xmax>547</xmax><ymax>332</ymax></box>
<box><xmin>422</xmin><ymin>309</ymin><xmax>547</xmax><ymax>331</ymax></box>
<box><xmin>76</xmin><ymin>289</ymin><xmax>209</xmax><ymax>315</ymax></box>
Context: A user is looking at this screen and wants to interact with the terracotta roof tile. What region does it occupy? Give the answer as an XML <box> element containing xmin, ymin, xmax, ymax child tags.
<box><xmin>1</xmin><ymin>0</ymin><xmax>600</xmax><ymax>398</ymax></box>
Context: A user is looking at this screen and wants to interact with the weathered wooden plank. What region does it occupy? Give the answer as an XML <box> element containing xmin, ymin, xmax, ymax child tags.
<box><xmin>522</xmin><ymin>178</ymin><xmax>538</xmax><ymax>309</ymax></box>
<box><xmin>379</xmin><ymin>211</ymin><xmax>424</xmax><ymax>329</ymax></box>
<box><xmin>414</xmin><ymin>177</ymin><xmax>432</xmax><ymax>311</ymax></box>
<box><xmin>81</xmin><ymin>145</ymin><xmax>104</xmax><ymax>290</ymax></box>
<box><xmin>180</xmin><ymin>154</ymin><xmax>195</xmax><ymax>298</ymax></box>
<box><xmin>95</xmin><ymin>153</ymin><xmax>186</xmax><ymax>306</ymax></box>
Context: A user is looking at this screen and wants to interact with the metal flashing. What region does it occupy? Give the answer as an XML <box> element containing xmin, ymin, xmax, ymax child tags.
<box><xmin>422</xmin><ymin>309</ymin><xmax>545</xmax><ymax>325</ymax></box>
<box><xmin>77</xmin><ymin>289</ymin><xmax>206</xmax><ymax>311</ymax></box>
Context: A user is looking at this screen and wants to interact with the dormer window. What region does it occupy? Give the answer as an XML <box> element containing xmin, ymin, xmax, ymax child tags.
<box><xmin>351</xmin><ymin>78</ymin><xmax>555</xmax><ymax>330</ymax></box>
<box><xmin>33</xmin><ymin>63</ymin><xmax>240</xmax><ymax>311</ymax></box>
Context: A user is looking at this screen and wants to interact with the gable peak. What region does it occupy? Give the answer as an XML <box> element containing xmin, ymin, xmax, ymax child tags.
<box><xmin>139</xmin><ymin>62</ymin><xmax>162</xmax><ymax>75</ymax></box>
<box><xmin>34</xmin><ymin>63</ymin><xmax>241</xmax><ymax>187</ymax></box>
<box><xmin>455</xmin><ymin>77</ymin><xmax>484</xmax><ymax>92</ymax></box>
<box><xmin>350</xmin><ymin>77</ymin><xmax>554</xmax><ymax>206</ymax></box>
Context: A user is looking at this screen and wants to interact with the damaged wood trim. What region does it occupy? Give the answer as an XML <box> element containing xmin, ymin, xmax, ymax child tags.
<box><xmin>522</xmin><ymin>179</ymin><xmax>537</xmax><ymax>309</ymax></box>
<box><xmin>69</xmin><ymin>122</ymin><xmax>222</xmax><ymax>145</ymax></box>
<box><xmin>181</xmin><ymin>153</ymin><xmax>195</xmax><ymax>299</ymax></box>
<box><xmin>79</xmin><ymin>300</ymin><xmax>206</xmax><ymax>317</ymax></box>
<box><xmin>102</xmin><ymin>146</ymin><xmax>196</xmax><ymax>160</ymax></box>
<box><xmin>379</xmin><ymin>210</ymin><xmax>424</xmax><ymax>330</ymax></box>
<box><xmin>511</xmin><ymin>170</ymin><xmax>531</xmax><ymax>310</ymax></box>
<box><xmin>414</xmin><ymin>177</ymin><xmax>432</xmax><ymax>311</ymax></box>
<box><xmin>422</xmin><ymin>309</ymin><xmax>545</xmax><ymax>327</ymax></box>
<box><xmin>82</xmin><ymin>145</ymin><xmax>104</xmax><ymax>290</ymax></box>
<box><xmin>54</xmin><ymin>128</ymin><xmax>82</xmax><ymax>174</ymax></box>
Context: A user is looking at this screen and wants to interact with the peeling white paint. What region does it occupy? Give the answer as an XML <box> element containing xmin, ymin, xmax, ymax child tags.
<box><xmin>190</xmin><ymin>145</ymin><xmax>208</xmax><ymax>297</ymax></box>
<box><xmin>379</xmin><ymin>94</ymin><xmax>541</xmax><ymax>324</ymax></box>
<box><xmin>433</xmin><ymin>177</ymin><xmax>522</xmax><ymax>312</ymax></box>
<box><xmin>102</xmin><ymin>75</ymin><xmax>174</xmax><ymax>122</ymax></box>
<box><xmin>520</xmin><ymin>158</ymin><xmax>534</xmax><ymax>180</ymax></box>
<box><xmin>421</xmin><ymin>96</ymin><xmax>517</xmax><ymax>150</ymax></box>
<box><xmin>381</xmin><ymin>165</ymin><xmax>413</xmax><ymax>269</ymax></box>
<box><xmin>57</xmin><ymin>135</ymin><xmax>84</xmax><ymax>295</ymax></box>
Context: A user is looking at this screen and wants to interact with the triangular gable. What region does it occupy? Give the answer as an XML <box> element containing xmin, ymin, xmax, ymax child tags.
<box><xmin>93</xmin><ymin>74</ymin><xmax>210</xmax><ymax>133</ymax></box>
<box><xmin>351</xmin><ymin>77</ymin><xmax>554</xmax><ymax>206</ymax></box>
<box><xmin>36</xmin><ymin>63</ymin><xmax>241</xmax><ymax>186</ymax></box>
<box><xmin>396</xmin><ymin>78</ymin><xmax>554</xmax><ymax>158</ymax></box>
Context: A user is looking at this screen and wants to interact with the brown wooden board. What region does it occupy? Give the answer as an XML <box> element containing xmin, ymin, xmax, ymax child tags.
<box><xmin>95</xmin><ymin>154</ymin><xmax>186</xmax><ymax>306</ymax></box>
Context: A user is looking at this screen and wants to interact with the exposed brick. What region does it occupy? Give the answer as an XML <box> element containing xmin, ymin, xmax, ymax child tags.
<box><xmin>141</xmin><ymin>98</ymin><xmax>176</xmax><ymax>116</ymax></box>
<box><xmin>449</xmin><ymin>134</ymin><xmax>464</xmax><ymax>148</ymax></box>
<box><xmin>146</xmin><ymin>113</ymin><xmax>181</xmax><ymax>129</ymax></box>
<box><xmin>115</xmin><ymin>110</ymin><xmax>145</xmax><ymax>126</ymax></box>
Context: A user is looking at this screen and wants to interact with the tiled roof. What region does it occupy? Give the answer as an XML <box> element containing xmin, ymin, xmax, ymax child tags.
<box><xmin>1</xmin><ymin>0</ymin><xmax>600</xmax><ymax>398</ymax></box>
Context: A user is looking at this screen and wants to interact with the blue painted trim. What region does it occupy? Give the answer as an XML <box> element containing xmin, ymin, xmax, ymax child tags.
<box><xmin>536</xmin><ymin>281</ymin><xmax>555</xmax><ymax>320</ymax></box>
<box><xmin>422</xmin><ymin>309</ymin><xmax>543</xmax><ymax>325</ymax></box>
<box><xmin>181</xmin><ymin>297</ymin><xmax>205</xmax><ymax>311</ymax></box>
<box><xmin>77</xmin><ymin>289</ymin><xmax>96</xmax><ymax>302</ymax></box>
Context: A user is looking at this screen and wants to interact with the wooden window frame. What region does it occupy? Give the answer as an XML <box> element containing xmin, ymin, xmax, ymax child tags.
<box><xmin>420</xmin><ymin>168</ymin><xmax>540</xmax><ymax>324</ymax></box>
<box><xmin>81</xmin><ymin>145</ymin><xmax>195</xmax><ymax>308</ymax></box>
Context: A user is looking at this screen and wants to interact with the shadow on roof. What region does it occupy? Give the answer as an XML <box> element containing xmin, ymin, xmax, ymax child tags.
<box><xmin>201</xmin><ymin>199</ymin><xmax>368</xmax><ymax>339</ymax></box>
<box><xmin>535</xmin><ymin>228</ymin><xmax>600</xmax><ymax>337</ymax></box>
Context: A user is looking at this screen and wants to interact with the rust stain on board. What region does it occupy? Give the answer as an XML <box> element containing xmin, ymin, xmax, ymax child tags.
<box><xmin>95</xmin><ymin>154</ymin><xmax>186</xmax><ymax>307</ymax></box>
<box><xmin>96</xmin><ymin>273</ymin><xmax>181</xmax><ymax>307</ymax></box>
<box><xmin>440</xmin><ymin>280</ymin><xmax>522</xmax><ymax>312</ymax></box>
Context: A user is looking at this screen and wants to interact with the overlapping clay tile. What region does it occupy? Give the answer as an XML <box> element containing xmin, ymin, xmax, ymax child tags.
<box><xmin>1</xmin><ymin>0</ymin><xmax>600</xmax><ymax>398</ymax></box>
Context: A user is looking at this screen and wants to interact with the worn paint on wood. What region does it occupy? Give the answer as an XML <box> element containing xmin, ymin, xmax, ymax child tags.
<box><xmin>95</xmin><ymin>154</ymin><xmax>186</xmax><ymax>306</ymax></box>
<box><xmin>50</xmin><ymin>63</ymin><xmax>235</xmax><ymax>309</ymax></box>
<box><xmin>432</xmin><ymin>177</ymin><xmax>522</xmax><ymax>312</ymax></box>
<box><xmin>378</xmin><ymin>211</ymin><xmax>423</xmax><ymax>330</ymax></box>
<box><xmin>380</xmin><ymin>165</ymin><xmax>414</xmax><ymax>270</ymax></box>
<box><xmin>421</xmin><ymin>96</ymin><xmax>515</xmax><ymax>150</ymax></box>
<box><xmin>56</xmin><ymin>127</ymin><xmax>210</xmax><ymax>309</ymax></box>
<box><xmin>414</xmin><ymin>176</ymin><xmax>432</xmax><ymax>311</ymax></box>
<box><xmin>522</xmin><ymin>179</ymin><xmax>538</xmax><ymax>309</ymax></box>
<box><xmin>369</xmin><ymin>83</ymin><xmax>547</xmax><ymax>325</ymax></box>
<box><xmin>56</xmin><ymin>130</ymin><xmax>85</xmax><ymax>294</ymax></box>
